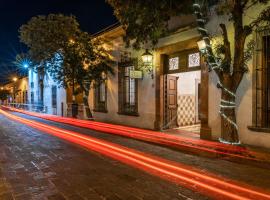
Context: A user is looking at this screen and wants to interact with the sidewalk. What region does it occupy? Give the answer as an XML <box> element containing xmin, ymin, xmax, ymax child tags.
<box><xmin>2</xmin><ymin>106</ymin><xmax>270</xmax><ymax>168</ymax></box>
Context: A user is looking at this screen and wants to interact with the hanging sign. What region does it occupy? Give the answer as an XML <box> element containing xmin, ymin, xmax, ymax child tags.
<box><xmin>130</xmin><ymin>70</ymin><xmax>143</xmax><ymax>79</ymax></box>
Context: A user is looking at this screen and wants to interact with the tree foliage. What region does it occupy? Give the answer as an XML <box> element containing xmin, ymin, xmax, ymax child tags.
<box><xmin>19</xmin><ymin>14</ymin><xmax>114</xmax><ymax>118</ymax></box>
<box><xmin>19</xmin><ymin>14</ymin><xmax>80</xmax><ymax>63</ymax></box>
<box><xmin>106</xmin><ymin>0</ymin><xmax>193</xmax><ymax>49</ymax></box>
<box><xmin>0</xmin><ymin>90</ymin><xmax>10</xmax><ymax>101</ymax></box>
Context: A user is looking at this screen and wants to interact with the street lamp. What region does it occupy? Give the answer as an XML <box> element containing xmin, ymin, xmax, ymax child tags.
<box><xmin>141</xmin><ymin>49</ymin><xmax>153</xmax><ymax>64</ymax></box>
<box><xmin>0</xmin><ymin>87</ymin><xmax>3</xmax><ymax>90</ymax></box>
<box><xmin>13</xmin><ymin>77</ymin><xmax>18</xmax><ymax>82</ymax></box>
<box><xmin>23</xmin><ymin>63</ymin><xmax>29</xmax><ymax>68</ymax></box>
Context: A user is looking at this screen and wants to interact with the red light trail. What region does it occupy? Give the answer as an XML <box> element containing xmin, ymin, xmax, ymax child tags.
<box><xmin>0</xmin><ymin>108</ymin><xmax>270</xmax><ymax>200</ymax></box>
<box><xmin>2</xmin><ymin>106</ymin><xmax>263</xmax><ymax>163</ymax></box>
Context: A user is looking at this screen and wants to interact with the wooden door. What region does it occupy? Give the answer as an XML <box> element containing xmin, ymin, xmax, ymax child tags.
<box><xmin>165</xmin><ymin>75</ymin><xmax>178</xmax><ymax>129</ymax></box>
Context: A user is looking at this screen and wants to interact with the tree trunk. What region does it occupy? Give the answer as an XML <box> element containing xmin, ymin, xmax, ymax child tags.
<box><xmin>220</xmin><ymin>81</ymin><xmax>239</xmax><ymax>144</ymax></box>
<box><xmin>83</xmin><ymin>89</ymin><xmax>93</xmax><ymax>120</ymax></box>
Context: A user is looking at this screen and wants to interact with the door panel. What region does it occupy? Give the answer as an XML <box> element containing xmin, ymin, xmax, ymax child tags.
<box><xmin>165</xmin><ymin>75</ymin><xmax>178</xmax><ymax>129</ymax></box>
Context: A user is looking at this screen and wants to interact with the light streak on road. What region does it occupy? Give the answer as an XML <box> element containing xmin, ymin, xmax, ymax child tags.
<box><xmin>0</xmin><ymin>108</ymin><xmax>270</xmax><ymax>200</ymax></box>
<box><xmin>2</xmin><ymin>106</ymin><xmax>262</xmax><ymax>163</ymax></box>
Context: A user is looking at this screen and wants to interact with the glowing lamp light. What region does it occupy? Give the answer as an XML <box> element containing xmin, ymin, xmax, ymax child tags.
<box><xmin>13</xmin><ymin>77</ymin><xmax>18</xmax><ymax>82</ymax></box>
<box><xmin>0</xmin><ymin>87</ymin><xmax>3</xmax><ymax>90</ymax></box>
<box><xmin>101</xmin><ymin>71</ymin><xmax>107</xmax><ymax>80</ymax></box>
<box><xmin>23</xmin><ymin>63</ymin><xmax>29</xmax><ymax>68</ymax></box>
<box><xmin>141</xmin><ymin>49</ymin><xmax>153</xmax><ymax>64</ymax></box>
<box><xmin>197</xmin><ymin>40</ymin><xmax>207</xmax><ymax>52</ymax></box>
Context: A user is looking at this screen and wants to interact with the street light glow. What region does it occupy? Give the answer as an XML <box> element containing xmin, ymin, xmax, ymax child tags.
<box><xmin>23</xmin><ymin>63</ymin><xmax>29</xmax><ymax>68</ymax></box>
<box><xmin>13</xmin><ymin>77</ymin><xmax>17</xmax><ymax>82</ymax></box>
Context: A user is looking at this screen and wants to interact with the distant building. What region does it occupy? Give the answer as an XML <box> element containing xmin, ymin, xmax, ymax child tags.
<box><xmin>2</xmin><ymin>77</ymin><xmax>28</xmax><ymax>105</ymax></box>
<box><xmin>28</xmin><ymin>68</ymin><xmax>67</xmax><ymax>116</ymax></box>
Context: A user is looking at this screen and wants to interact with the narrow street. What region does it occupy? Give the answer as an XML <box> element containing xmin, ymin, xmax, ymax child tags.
<box><xmin>0</xmin><ymin>109</ymin><xmax>270</xmax><ymax>200</ymax></box>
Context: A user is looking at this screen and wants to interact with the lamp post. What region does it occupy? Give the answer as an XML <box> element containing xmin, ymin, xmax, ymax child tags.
<box><xmin>12</xmin><ymin>77</ymin><xmax>17</xmax><ymax>106</ymax></box>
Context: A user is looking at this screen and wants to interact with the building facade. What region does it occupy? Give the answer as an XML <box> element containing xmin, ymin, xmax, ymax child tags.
<box><xmin>28</xmin><ymin>68</ymin><xmax>67</xmax><ymax>116</ymax></box>
<box><xmin>87</xmin><ymin>5</ymin><xmax>270</xmax><ymax>148</ymax></box>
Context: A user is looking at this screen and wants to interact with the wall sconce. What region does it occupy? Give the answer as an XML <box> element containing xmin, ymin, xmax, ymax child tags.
<box><xmin>138</xmin><ymin>49</ymin><xmax>154</xmax><ymax>79</ymax></box>
<box><xmin>197</xmin><ymin>39</ymin><xmax>207</xmax><ymax>53</ymax></box>
<box><xmin>141</xmin><ymin>49</ymin><xmax>153</xmax><ymax>64</ymax></box>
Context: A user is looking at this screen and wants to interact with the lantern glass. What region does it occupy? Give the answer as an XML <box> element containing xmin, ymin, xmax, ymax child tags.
<box><xmin>141</xmin><ymin>49</ymin><xmax>153</xmax><ymax>64</ymax></box>
<box><xmin>197</xmin><ymin>40</ymin><xmax>206</xmax><ymax>51</ymax></box>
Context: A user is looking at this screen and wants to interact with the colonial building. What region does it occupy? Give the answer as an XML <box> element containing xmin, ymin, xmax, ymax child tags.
<box><xmin>2</xmin><ymin>77</ymin><xmax>28</xmax><ymax>105</ymax></box>
<box><xmin>88</xmin><ymin>23</ymin><xmax>206</xmax><ymax>135</ymax></box>
<box><xmin>28</xmin><ymin>68</ymin><xmax>67</xmax><ymax>116</ymax></box>
<box><xmin>18</xmin><ymin>3</ymin><xmax>270</xmax><ymax>149</ymax></box>
<box><xmin>86</xmin><ymin>6</ymin><xmax>270</xmax><ymax>148</ymax></box>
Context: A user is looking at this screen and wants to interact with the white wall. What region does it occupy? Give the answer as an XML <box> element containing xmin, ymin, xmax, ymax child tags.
<box><xmin>28</xmin><ymin>69</ymin><xmax>67</xmax><ymax>116</ymax></box>
<box><xmin>43</xmin><ymin>73</ymin><xmax>67</xmax><ymax>116</ymax></box>
<box><xmin>174</xmin><ymin>71</ymin><xmax>201</xmax><ymax>95</ymax></box>
<box><xmin>88</xmin><ymin>36</ymin><xmax>156</xmax><ymax>129</ymax></box>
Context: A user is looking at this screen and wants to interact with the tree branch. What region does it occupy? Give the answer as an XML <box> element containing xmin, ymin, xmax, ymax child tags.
<box><xmin>249</xmin><ymin>6</ymin><xmax>270</xmax><ymax>30</ymax></box>
<box><xmin>220</xmin><ymin>23</ymin><xmax>231</xmax><ymax>68</ymax></box>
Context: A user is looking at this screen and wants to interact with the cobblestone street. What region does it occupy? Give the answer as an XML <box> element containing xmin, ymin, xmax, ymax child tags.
<box><xmin>0</xmin><ymin>111</ymin><xmax>270</xmax><ymax>200</ymax></box>
<box><xmin>0</xmin><ymin>114</ymin><xmax>208</xmax><ymax>200</ymax></box>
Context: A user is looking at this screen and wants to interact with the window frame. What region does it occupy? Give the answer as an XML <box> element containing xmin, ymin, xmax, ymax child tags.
<box><xmin>249</xmin><ymin>27</ymin><xmax>270</xmax><ymax>132</ymax></box>
<box><xmin>118</xmin><ymin>59</ymin><xmax>139</xmax><ymax>116</ymax></box>
<box><xmin>94</xmin><ymin>80</ymin><xmax>108</xmax><ymax>113</ymax></box>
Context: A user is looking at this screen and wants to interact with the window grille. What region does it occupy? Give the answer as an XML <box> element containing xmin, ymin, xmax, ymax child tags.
<box><xmin>94</xmin><ymin>81</ymin><xmax>107</xmax><ymax>112</ymax></box>
<box><xmin>118</xmin><ymin>59</ymin><xmax>138</xmax><ymax>115</ymax></box>
<box><xmin>254</xmin><ymin>28</ymin><xmax>270</xmax><ymax>127</ymax></box>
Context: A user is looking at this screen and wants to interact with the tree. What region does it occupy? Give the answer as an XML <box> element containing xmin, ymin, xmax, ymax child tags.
<box><xmin>19</xmin><ymin>14</ymin><xmax>80</xmax><ymax>106</ymax></box>
<box><xmin>0</xmin><ymin>90</ymin><xmax>10</xmax><ymax>101</ymax></box>
<box><xmin>107</xmin><ymin>0</ymin><xmax>270</xmax><ymax>144</ymax></box>
<box><xmin>19</xmin><ymin>14</ymin><xmax>114</xmax><ymax>118</ymax></box>
<box><xmin>47</xmin><ymin>32</ymin><xmax>114</xmax><ymax>118</ymax></box>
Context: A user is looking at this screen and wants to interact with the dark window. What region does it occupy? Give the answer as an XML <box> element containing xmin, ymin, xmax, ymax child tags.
<box><xmin>31</xmin><ymin>82</ymin><xmax>34</xmax><ymax>89</ymax></box>
<box><xmin>25</xmin><ymin>91</ymin><xmax>28</xmax><ymax>103</ymax></box>
<box><xmin>118</xmin><ymin>60</ymin><xmax>138</xmax><ymax>115</ymax></box>
<box><xmin>31</xmin><ymin>92</ymin><xmax>34</xmax><ymax>104</ymax></box>
<box><xmin>261</xmin><ymin>36</ymin><xmax>270</xmax><ymax>127</ymax></box>
<box><xmin>254</xmin><ymin>34</ymin><xmax>270</xmax><ymax>128</ymax></box>
<box><xmin>52</xmin><ymin>86</ymin><xmax>57</xmax><ymax>108</ymax></box>
<box><xmin>94</xmin><ymin>81</ymin><xmax>107</xmax><ymax>112</ymax></box>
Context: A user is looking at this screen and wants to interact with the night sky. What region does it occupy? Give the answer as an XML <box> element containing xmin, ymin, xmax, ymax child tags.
<box><xmin>0</xmin><ymin>0</ymin><xmax>117</xmax><ymax>83</ymax></box>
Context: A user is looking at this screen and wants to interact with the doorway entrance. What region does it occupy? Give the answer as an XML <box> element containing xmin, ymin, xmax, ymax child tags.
<box><xmin>164</xmin><ymin>71</ymin><xmax>201</xmax><ymax>131</ymax></box>
<box><xmin>162</xmin><ymin>49</ymin><xmax>202</xmax><ymax>133</ymax></box>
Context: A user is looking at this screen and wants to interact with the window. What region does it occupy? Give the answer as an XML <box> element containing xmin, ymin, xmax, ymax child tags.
<box><xmin>167</xmin><ymin>50</ymin><xmax>201</xmax><ymax>73</ymax></box>
<box><xmin>52</xmin><ymin>86</ymin><xmax>57</xmax><ymax>108</ymax></box>
<box><xmin>94</xmin><ymin>81</ymin><xmax>107</xmax><ymax>112</ymax></box>
<box><xmin>31</xmin><ymin>92</ymin><xmax>34</xmax><ymax>104</ymax></box>
<box><xmin>31</xmin><ymin>82</ymin><xmax>34</xmax><ymax>89</ymax></box>
<box><xmin>25</xmin><ymin>91</ymin><xmax>28</xmax><ymax>103</ymax></box>
<box><xmin>188</xmin><ymin>52</ymin><xmax>200</xmax><ymax>67</ymax></box>
<box><xmin>118</xmin><ymin>61</ymin><xmax>138</xmax><ymax>115</ymax></box>
<box><xmin>169</xmin><ymin>57</ymin><xmax>179</xmax><ymax>70</ymax></box>
<box><xmin>252</xmin><ymin>29</ymin><xmax>270</xmax><ymax>129</ymax></box>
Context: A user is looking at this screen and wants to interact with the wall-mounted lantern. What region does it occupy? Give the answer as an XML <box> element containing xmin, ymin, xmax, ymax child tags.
<box><xmin>139</xmin><ymin>49</ymin><xmax>154</xmax><ymax>79</ymax></box>
<box><xmin>197</xmin><ymin>39</ymin><xmax>207</xmax><ymax>53</ymax></box>
<box><xmin>141</xmin><ymin>49</ymin><xmax>153</xmax><ymax>64</ymax></box>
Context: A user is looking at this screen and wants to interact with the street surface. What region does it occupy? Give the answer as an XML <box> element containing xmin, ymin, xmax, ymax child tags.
<box><xmin>0</xmin><ymin>110</ymin><xmax>270</xmax><ymax>199</ymax></box>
